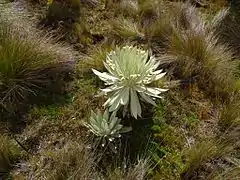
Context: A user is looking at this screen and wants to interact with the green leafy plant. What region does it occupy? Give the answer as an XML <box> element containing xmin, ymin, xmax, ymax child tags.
<box><xmin>92</xmin><ymin>46</ymin><xmax>168</xmax><ymax>119</ymax></box>
<box><xmin>85</xmin><ymin>109</ymin><xmax>132</xmax><ymax>146</ymax></box>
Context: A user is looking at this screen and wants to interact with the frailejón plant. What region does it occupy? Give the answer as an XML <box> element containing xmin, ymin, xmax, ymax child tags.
<box><xmin>85</xmin><ymin>109</ymin><xmax>132</xmax><ymax>146</ymax></box>
<box><xmin>92</xmin><ymin>46</ymin><xmax>168</xmax><ymax>119</ymax></box>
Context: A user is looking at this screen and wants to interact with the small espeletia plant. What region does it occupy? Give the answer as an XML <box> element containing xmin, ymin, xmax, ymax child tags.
<box><xmin>84</xmin><ymin>109</ymin><xmax>132</xmax><ymax>151</ymax></box>
<box><xmin>92</xmin><ymin>46</ymin><xmax>168</xmax><ymax>119</ymax></box>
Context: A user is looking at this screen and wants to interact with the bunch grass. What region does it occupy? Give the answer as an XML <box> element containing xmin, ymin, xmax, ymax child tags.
<box><xmin>0</xmin><ymin>13</ymin><xmax>74</xmax><ymax>115</ymax></box>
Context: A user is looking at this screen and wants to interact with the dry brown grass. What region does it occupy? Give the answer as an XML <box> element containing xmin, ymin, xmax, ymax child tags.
<box><xmin>107</xmin><ymin>159</ymin><xmax>149</xmax><ymax>180</ymax></box>
<box><xmin>11</xmin><ymin>138</ymin><xmax>149</xmax><ymax>180</ymax></box>
<box><xmin>25</xmin><ymin>141</ymin><xmax>98</xmax><ymax>180</ymax></box>
<box><xmin>209</xmin><ymin>157</ymin><xmax>240</xmax><ymax>180</ymax></box>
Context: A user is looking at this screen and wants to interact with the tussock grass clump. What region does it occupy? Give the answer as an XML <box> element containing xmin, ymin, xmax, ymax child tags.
<box><xmin>123</xmin><ymin>159</ymin><xmax>149</xmax><ymax>180</ymax></box>
<box><xmin>26</xmin><ymin>140</ymin><xmax>149</xmax><ymax>180</ymax></box>
<box><xmin>163</xmin><ymin>31</ymin><xmax>237</xmax><ymax>96</ymax></box>
<box><xmin>216</xmin><ymin>6</ymin><xmax>240</xmax><ymax>58</ymax></box>
<box><xmin>209</xmin><ymin>157</ymin><xmax>240</xmax><ymax>180</ymax></box>
<box><xmin>0</xmin><ymin>14</ymin><xmax>74</xmax><ymax>114</ymax></box>
<box><xmin>219</xmin><ymin>95</ymin><xmax>240</xmax><ymax>130</ymax></box>
<box><xmin>181</xmin><ymin>138</ymin><xmax>235</xmax><ymax>179</ymax></box>
<box><xmin>81</xmin><ymin>43</ymin><xmax>117</xmax><ymax>72</ymax></box>
<box><xmin>159</xmin><ymin>3</ymin><xmax>238</xmax><ymax>98</ymax></box>
<box><xmin>0</xmin><ymin>135</ymin><xmax>21</xmax><ymax>175</ymax></box>
<box><xmin>182</xmin><ymin>119</ymin><xmax>240</xmax><ymax>180</ymax></box>
<box><xmin>30</xmin><ymin>141</ymin><xmax>98</xmax><ymax>179</ymax></box>
<box><xmin>108</xmin><ymin>0</ymin><xmax>169</xmax><ymax>44</ymax></box>
<box><xmin>107</xmin><ymin>159</ymin><xmax>149</xmax><ymax>180</ymax></box>
<box><xmin>41</xmin><ymin>0</ymin><xmax>103</xmax><ymax>45</ymax></box>
<box><xmin>110</xmin><ymin>18</ymin><xmax>144</xmax><ymax>41</ymax></box>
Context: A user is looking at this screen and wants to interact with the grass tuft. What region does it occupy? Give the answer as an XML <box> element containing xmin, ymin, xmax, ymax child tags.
<box><xmin>182</xmin><ymin>135</ymin><xmax>237</xmax><ymax>179</ymax></box>
<box><xmin>0</xmin><ymin>11</ymin><xmax>75</xmax><ymax>115</ymax></box>
<box><xmin>209</xmin><ymin>157</ymin><xmax>240</xmax><ymax>180</ymax></box>
<box><xmin>219</xmin><ymin>95</ymin><xmax>240</xmax><ymax>130</ymax></box>
<box><xmin>216</xmin><ymin>6</ymin><xmax>240</xmax><ymax>58</ymax></box>
<box><xmin>29</xmin><ymin>141</ymin><xmax>98</xmax><ymax>179</ymax></box>
<box><xmin>108</xmin><ymin>159</ymin><xmax>149</xmax><ymax>180</ymax></box>
<box><xmin>0</xmin><ymin>135</ymin><xmax>21</xmax><ymax>176</ymax></box>
<box><xmin>158</xmin><ymin>2</ymin><xmax>238</xmax><ymax>98</ymax></box>
<box><xmin>110</xmin><ymin>17</ymin><xmax>144</xmax><ymax>41</ymax></box>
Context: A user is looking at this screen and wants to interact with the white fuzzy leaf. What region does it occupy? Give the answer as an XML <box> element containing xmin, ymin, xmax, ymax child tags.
<box><xmin>154</xmin><ymin>72</ymin><xmax>166</xmax><ymax>81</ymax></box>
<box><xmin>130</xmin><ymin>89</ymin><xmax>141</xmax><ymax>119</ymax></box>
<box><xmin>120</xmin><ymin>87</ymin><xmax>129</xmax><ymax>105</ymax></box>
<box><xmin>92</xmin><ymin>69</ymin><xmax>118</xmax><ymax>83</ymax></box>
<box><xmin>146</xmin><ymin>87</ymin><xmax>168</xmax><ymax>95</ymax></box>
<box><xmin>139</xmin><ymin>92</ymin><xmax>157</xmax><ymax>106</ymax></box>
